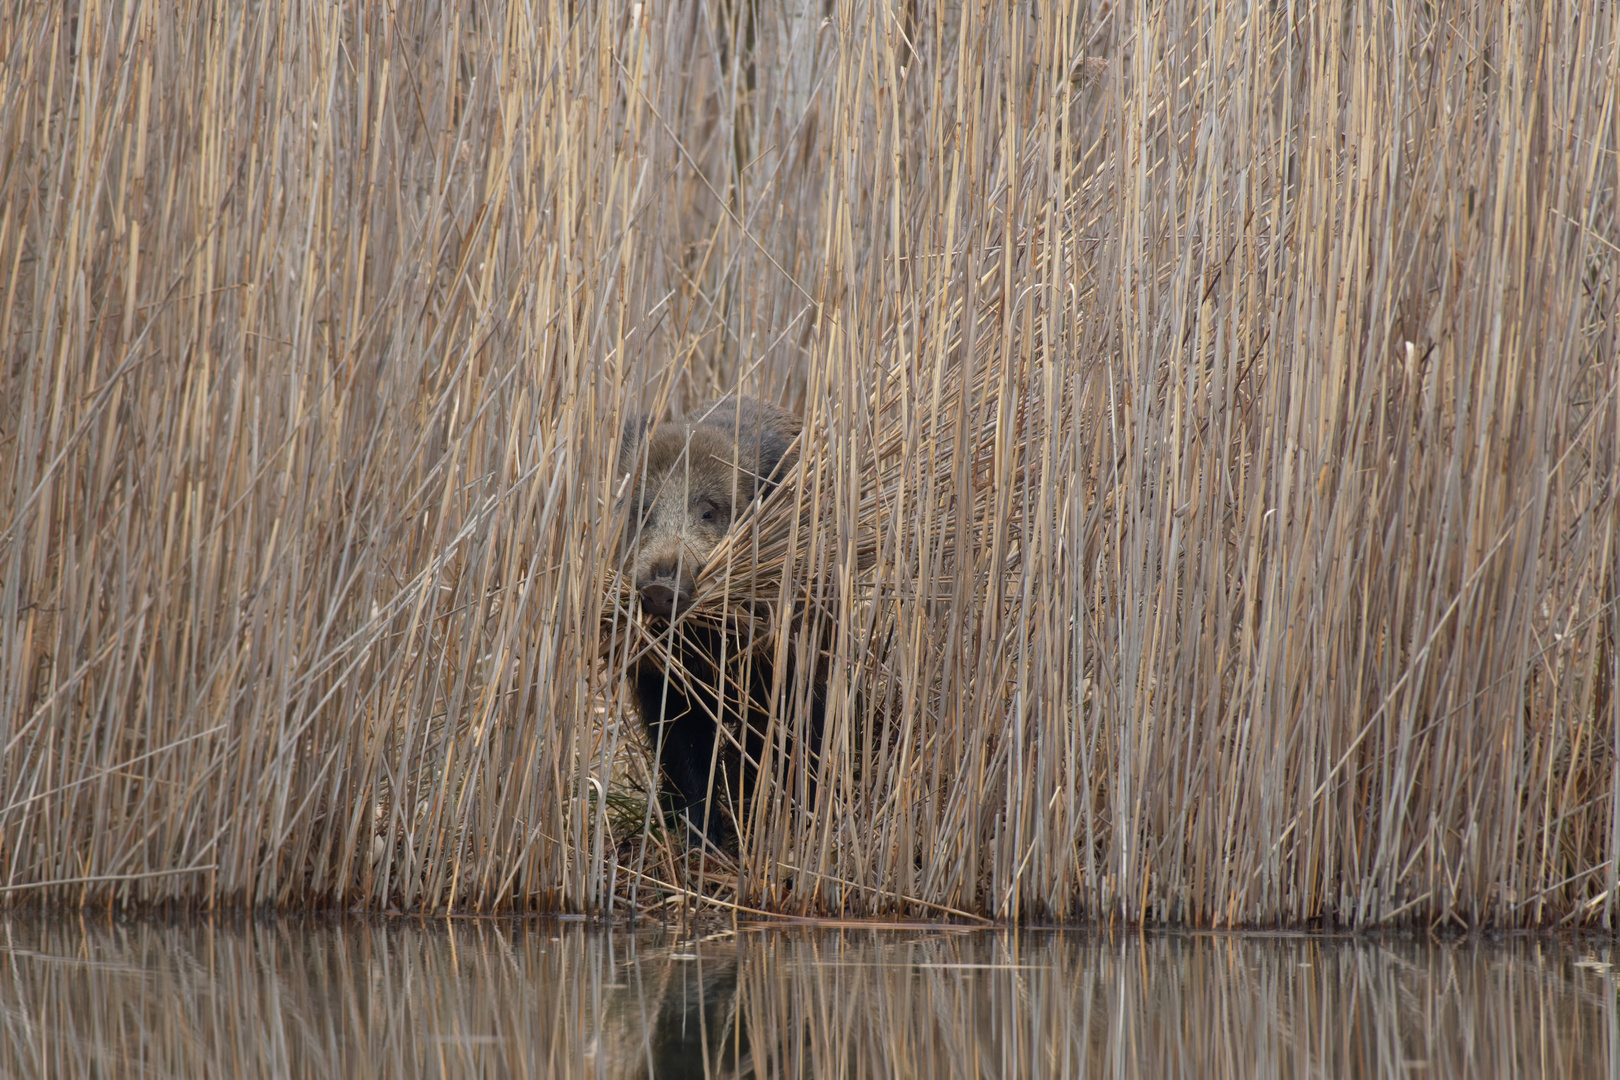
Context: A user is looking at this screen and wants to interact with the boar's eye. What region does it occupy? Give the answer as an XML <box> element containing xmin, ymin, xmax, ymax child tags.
<box><xmin>697</xmin><ymin>499</ymin><xmax>728</xmax><ymax>527</ymax></box>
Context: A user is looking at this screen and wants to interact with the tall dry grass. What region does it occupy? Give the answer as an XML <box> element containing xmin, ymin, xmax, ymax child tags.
<box><xmin>1</xmin><ymin>0</ymin><xmax>1616</xmax><ymax>925</ymax></box>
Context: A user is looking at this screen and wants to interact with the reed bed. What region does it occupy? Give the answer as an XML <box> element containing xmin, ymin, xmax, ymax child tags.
<box><xmin>1</xmin><ymin>0</ymin><xmax>1616</xmax><ymax>925</ymax></box>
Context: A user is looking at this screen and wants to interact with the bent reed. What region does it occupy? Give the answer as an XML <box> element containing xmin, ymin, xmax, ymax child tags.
<box><xmin>1</xmin><ymin>1</ymin><xmax>1616</xmax><ymax>926</ymax></box>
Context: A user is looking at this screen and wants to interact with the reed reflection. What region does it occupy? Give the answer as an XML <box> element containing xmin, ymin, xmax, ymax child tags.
<box><xmin>1</xmin><ymin>917</ymin><xmax>1614</xmax><ymax>1078</ymax></box>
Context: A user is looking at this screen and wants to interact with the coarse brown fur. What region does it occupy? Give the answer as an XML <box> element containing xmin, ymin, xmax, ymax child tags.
<box><xmin>618</xmin><ymin>395</ymin><xmax>824</xmax><ymax>849</ymax></box>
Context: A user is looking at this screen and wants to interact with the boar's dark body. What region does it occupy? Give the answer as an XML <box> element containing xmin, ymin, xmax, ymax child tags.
<box><xmin>619</xmin><ymin>395</ymin><xmax>825</xmax><ymax>849</ymax></box>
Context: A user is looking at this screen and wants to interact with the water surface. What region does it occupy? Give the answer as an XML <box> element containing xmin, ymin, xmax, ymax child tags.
<box><xmin>1</xmin><ymin>914</ymin><xmax>1614</xmax><ymax>1078</ymax></box>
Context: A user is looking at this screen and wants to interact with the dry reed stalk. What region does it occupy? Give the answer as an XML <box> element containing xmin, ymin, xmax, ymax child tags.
<box><xmin>0</xmin><ymin>0</ymin><xmax>1615</xmax><ymax>927</ymax></box>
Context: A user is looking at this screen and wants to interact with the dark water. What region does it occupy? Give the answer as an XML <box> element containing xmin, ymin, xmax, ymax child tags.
<box><xmin>1</xmin><ymin>915</ymin><xmax>1615</xmax><ymax>1078</ymax></box>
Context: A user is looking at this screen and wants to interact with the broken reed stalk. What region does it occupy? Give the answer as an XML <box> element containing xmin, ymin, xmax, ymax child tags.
<box><xmin>1</xmin><ymin>1</ymin><xmax>1615</xmax><ymax>926</ymax></box>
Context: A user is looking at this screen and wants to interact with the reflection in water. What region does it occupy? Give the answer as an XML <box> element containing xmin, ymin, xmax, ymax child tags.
<box><xmin>1</xmin><ymin>915</ymin><xmax>1615</xmax><ymax>1078</ymax></box>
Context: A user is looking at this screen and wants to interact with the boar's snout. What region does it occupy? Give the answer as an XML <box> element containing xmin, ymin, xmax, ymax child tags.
<box><xmin>636</xmin><ymin>553</ymin><xmax>697</xmax><ymax>621</ymax></box>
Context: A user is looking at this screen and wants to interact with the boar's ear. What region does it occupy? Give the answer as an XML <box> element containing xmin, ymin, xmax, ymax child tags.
<box><xmin>617</xmin><ymin>411</ymin><xmax>649</xmax><ymax>475</ymax></box>
<box><xmin>748</xmin><ymin>402</ymin><xmax>802</xmax><ymax>487</ymax></box>
<box><xmin>692</xmin><ymin>395</ymin><xmax>802</xmax><ymax>488</ymax></box>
